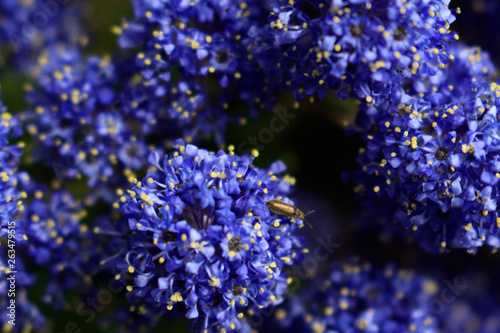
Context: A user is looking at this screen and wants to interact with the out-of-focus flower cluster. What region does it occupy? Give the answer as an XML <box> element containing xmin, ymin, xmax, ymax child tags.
<box><xmin>277</xmin><ymin>261</ymin><xmax>440</xmax><ymax>333</ymax></box>
<box><xmin>0</xmin><ymin>90</ymin><xmax>98</xmax><ymax>329</ymax></box>
<box><xmin>0</xmin><ymin>93</ymin><xmax>44</xmax><ymax>332</ymax></box>
<box><xmin>20</xmin><ymin>185</ymin><xmax>95</xmax><ymax>309</ymax></box>
<box><xmin>0</xmin><ymin>96</ymin><xmax>23</xmax><ymax>235</ymax></box>
<box><xmin>0</xmin><ymin>0</ymin><xmax>87</xmax><ymax>70</ymax></box>
<box><xmin>22</xmin><ymin>46</ymin><xmax>153</xmax><ymax>194</ymax></box>
<box><xmin>276</xmin><ymin>260</ymin><xmax>500</xmax><ymax>333</ymax></box>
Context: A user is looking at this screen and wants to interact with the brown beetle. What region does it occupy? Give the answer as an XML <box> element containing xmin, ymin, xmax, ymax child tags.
<box><xmin>265</xmin><ymin>199</ymin><xmax>314</xmax><ymax>228</ymax></box>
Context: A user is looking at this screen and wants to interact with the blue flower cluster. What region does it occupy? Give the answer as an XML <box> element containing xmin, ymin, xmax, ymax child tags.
<box><xmin>0</xmin><ymin>90</ymin><xmax>102</xmax><ymax>329</ymax></box>
<box><xmin>0</xmin><ymin>92</ymin><xmax>46</xmax><ymax>330</ymax></box>
<box><xmin>114</xmin><ymin>0</ymin><xmax>282</xmax><ymax>143</ymax></box>
<box><xmin>0</xmin><ymin>0</ymin><xmax>87</xmax><ymax>70</ymax></box>
<box><xmin>0</xmin><ymin>95</ymin><xmax>24</xmax><ymax>239</ymax></box>
<box><xmin>457</xmin><ymin>0</ymin><xmax>500</xmax><ymax>65</ymax></box>
<box><xmin>268</xmin><ymin>0</ymin><xmax>458</xmax><ymax>103</ymax></box>
<box><xmin>0</xmin><ymin>254</ymin><xmax>45</xmax><ymax>332</ymax></box>
<box><xmin>277</xmin><ymin>261</ymin><xmax>439</xmax><ymax>333</ymax></box>
<box><xmin>23</xmin><ymin>46</ymin><xmax>153</xmax><ymax>192</ymax></box>
<box><xmin>115</xmin><ymin>140</ymin><xmax>305</xmax><ymax>331</ymax></box>
<box><xmin>1</xmin><ymin>182</ymin><xmax>98</xmax><ymax>329</ymax></box>
<box><xmin>443</xmin><ymin>298</ymin><xmax>500</xmax><ymax>333</ymax></box>
<box><xmin>352</xmin><ymin>42</ymin><xmax>500</xmax><ymax>253</ymax></box>
<box><xmin>20</xmin><ymin>185</ymin><xmax>95</xmax><ymax>309</ymax></box>
<box><xmin>276</xmin><ymin>260</ymin><xmax>500</xmax><ymax>333</ymax></box>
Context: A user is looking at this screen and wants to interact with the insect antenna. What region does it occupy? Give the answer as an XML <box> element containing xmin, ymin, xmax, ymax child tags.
<box><xmin>303</xmin><ymin>210</ymin><xmax>315</xmax><ymax>228</ymax></box>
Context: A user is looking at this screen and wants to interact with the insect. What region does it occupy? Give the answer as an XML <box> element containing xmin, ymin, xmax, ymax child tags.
<box><xmin>265</xmin><ymin>199</ymin><xmax>314</xmax><ymax>228</ymax></box>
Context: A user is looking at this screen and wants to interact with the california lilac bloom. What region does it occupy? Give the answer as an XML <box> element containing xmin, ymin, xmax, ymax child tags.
<box><xmin>24</xmin><ymin>47</ymin><xmax>116</xmax><ymax>180</ymax></box>
<box><xmin>20</xmin><ymin>186</ymin><xmax>95</xmax><ymax>309</ymax></box>
<box><xmin>22</xmin><ymin>46</ymin><xmax>152</xmax><ymax>191</ymax></box>
<box><xmin>0</xmin><ymin>93</ymin><xmax>46</xmax><ymax>330</ymax></box>
<box><xmin>353</xmin><ymin>44</ymin><xmax>500</xmax><ymax>253</ymax></box>
<box><xmin>268</xmin><ymin>0</ymin><xmax>459</xmax><ymax>103</ymax></box>
<box><xmin>117</xmin><ymin>140</ymin><xmax>305</xmax><ymax>332</ymax></box>
<box><xmin>114</xmin><ymin>0</ymin><xmax>281</xmax><ymax>144</ymax></box>
<box><xmin>0</xmin><ymin>180</ymin><xmax>100</xmax><ymax>325</ymax></box>
<box><xmin>0</xmin><ymin>0</ymin><xmax>87</xmax><ymax>70</ymax></box>
<box><xmin>0</xmin><ymin>254</ymin><xmax>45</xmax><ymax>332</ymax></box>
<box><xmin>354</xmin><ymin>42</ymin><xmax>495</xmax><ymax>134</ymax></box>
<box><xmin>276</xmin><ymin>261</ymin><xmax>439</xmax><ymax>333</ymax></box>
<box><xmin>0</xmin><ymin>97</ymin><xmax>26</xmax><ymax>240</ymax></box>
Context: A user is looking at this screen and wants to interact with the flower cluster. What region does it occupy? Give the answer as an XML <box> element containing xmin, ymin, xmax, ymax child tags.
<box><xmin>2</xmin><ymin>181</ymin><xmax>97</xmax><ymax>328</ymax></box>
<box><xmin>20</xmin><ymin>184</ymin><xmax>95</xmax><ymax>309</ymax></box>
<box><xmin>353</xmin><ymin>43</ymin><xmax>500</xmax><ymax>253</ymax></box>
<box><xmin>116</xmin><ymin>140</ymin><xmax>305</xmax><ymax>332</ymax></box>
<box><xmin>276</xmin><ymin>261</ymin><xmax>439</xmax><ymax>333</ymax></box>
<box><xmin>0</xmin><ymin>95</ymin><xmax>25</xmax><ymax>239</ymax></box>
<box><xmin>97</xmin><ymin>307</ymin><xmax>161</xmax><ymax>333</ymax></box>
<box><xmin>23</xmin><ymin>46</ymin><xmax>152</xmax><ymax>192</ymax></box>
<box><xmin>0</xmin><ymin>254</ymin><xmax>45</xmax><ymax>332</ymax></box>
<box><xmin>0</xmin><ymin>0</ymin><xmax>87</xmax><ymax>70</ymax></box>
<box><xmin>0</xmin><ymin>92</ymin><xmax>47</xmax><ymax>331</ymax></box>
<box><xmin>114</xmin><ymin>0</ymin><xmax>282</xmax><ymax>143</ymax></box>
<box><xmin>268</xmin><ymin>0</ymin><xmax>459</xmax><ymax>103</ymax></box>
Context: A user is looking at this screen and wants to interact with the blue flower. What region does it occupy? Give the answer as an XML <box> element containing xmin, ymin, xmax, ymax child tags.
<box><xmin>0</xmin><ymin>252</ymin><xmax>45</xmax><ymax>330</ymax></box>
<box><xmin>0</xmin><ymin>0</ymin><xmax>87</xmax><ymax>71</ymax></box>
<box><xmin>268</xmin><ymin>0</ymin><xmax>459</xmax><ymax>103</ymax></box>
<box><xmin>115</xmin><ymin>140</ymin><xmax>305</xmax><ymax>331</ymax></box>
<box><xmin>114</xmin><ymin>0</ymin><xmax>282</xmax><ymax>144</ymax></box>
<box><xmin>22</xmin><ymin>46</ymin><xmax>156</xmax><ymax>191</ymax></box>
<box><xmin>18</xmin><ymin>184</ymin><xmax>97</xmax><ymax>309</ymax></box>
<box><xmin>442</xmin><ymin>296</ymin><xmax>500</xmax><ymax>333</ymax></box>
<box><xmin>0</xmin><ymin>96</ymin><xmax>26</xmax><ymax>241</ymax></box>
<box><xmin>353</xmin><ymin>44</ymin><xmax>500</xmax><ymax>253</ymax></box>
<box><xmin>276</xmin><ymin>261</ymin><xmax>440</xmax><ymax>333</ymax></box>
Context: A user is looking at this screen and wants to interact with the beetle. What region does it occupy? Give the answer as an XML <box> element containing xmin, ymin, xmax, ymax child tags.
<box><xmin>265</xmin><ymin>199</ymin><xmax>314</xmax><ymax>228</ymax></box>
